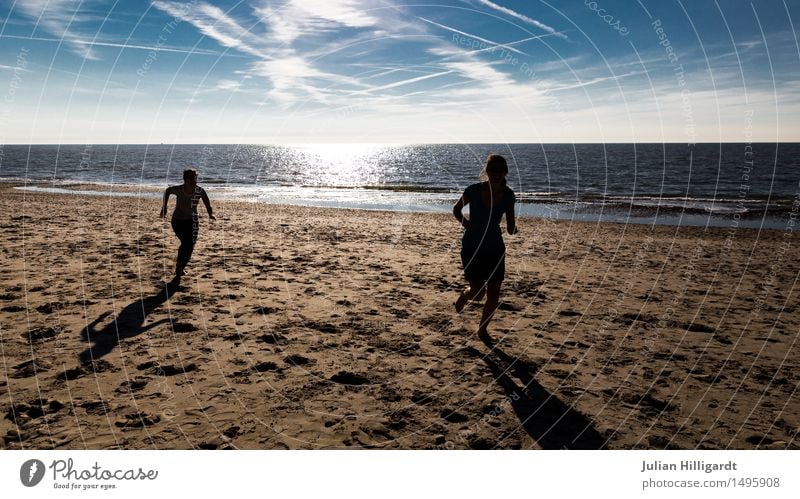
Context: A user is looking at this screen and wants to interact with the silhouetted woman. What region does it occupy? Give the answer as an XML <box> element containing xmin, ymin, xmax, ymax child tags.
<box><xmin>453</xmin><ymin>154</ymin><xmax>517</xmax><ymax>343</ymax></box>
<box><xmin>159</xmin><ymin>168</ymin><xmax>215</xmax><ymax>280</ymax></box>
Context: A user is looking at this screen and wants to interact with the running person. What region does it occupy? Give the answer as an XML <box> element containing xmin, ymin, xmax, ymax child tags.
<box><xmin>159</xmin><ymin>168</ymin><xmax>215</xmax><ymax>280</ymax></box>
<box><xmin>452</xmin><ymin>154</ymin><xmax>517</xmax><ymax>343</ymax></box>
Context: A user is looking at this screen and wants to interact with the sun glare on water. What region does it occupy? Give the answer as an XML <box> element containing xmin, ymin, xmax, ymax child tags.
<box><xmin>291</xmin><ymin>143</ymin><xmax>397</xmax><ymax>187</ymax></box>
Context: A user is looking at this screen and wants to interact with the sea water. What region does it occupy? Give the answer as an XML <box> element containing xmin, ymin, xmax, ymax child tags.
<box><xmin>2</xmin><ymin>142</ymin><xmax>797</xmax><ymax>228</ymax></box>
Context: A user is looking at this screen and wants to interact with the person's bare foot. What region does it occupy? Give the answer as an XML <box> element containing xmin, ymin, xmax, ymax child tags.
<box><xmin>477</xmin><ymin>329</ymin><xmax>493</xmax><ymax>344</ymax></box>
<box><xmin>455</xmin><ymin>289</ymin><xmax>469</xmax><ymax>313</ymax></box>
<box><xmin>175</xmin><ymin>264</ymin><xmax>187</xmax><ymax>277</ymax></box>
<box><xmin>167</xmin><ymin>274</ymin><xmax>181</xmax><ymax>289</ymax></box>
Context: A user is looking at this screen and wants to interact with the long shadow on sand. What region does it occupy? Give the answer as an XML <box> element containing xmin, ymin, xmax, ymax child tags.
<box><xmin>467</xmin><ymin>341</ymin><xmax>607</xmax><ymax>449</ymax></box>
<box><xmin>78</xmin><ymin>281</ymin><xmax>179</xmax><ymax>363</ymax></box>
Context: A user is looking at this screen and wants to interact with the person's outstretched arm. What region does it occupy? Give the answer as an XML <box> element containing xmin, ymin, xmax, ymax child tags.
<box><xmin>201</xmin><ymin>188</ymin><xmax>216</xmax><ymax>220</ymax></box>
<box><xmin>453</xmin><ymin>191</ymin><xmax>471</xmax><ymax>229</ymax></box>
<box><xmin>506</xmin><ymin>194</ymin><xmax>518</xmax><ymax>235</ymax></box>
<box><xmin>159</xmin><ymin>187</ymin><xmax>172</xmax><ymax>218</ymax></box>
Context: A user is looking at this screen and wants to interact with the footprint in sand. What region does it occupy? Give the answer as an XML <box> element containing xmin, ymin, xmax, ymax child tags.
<box><xmin>223</xmin><ymin>426</ymin><xmax>242</xmax><ymax>438</ymax></box>
<box><xmin>467</xmin><ymin>437</ymin><xmax>498</xmax><ymax>450</ymax></box>
<box><xmin>284</xmin><ymin>354</ymin><xmax>314</xmax><ymax>367</ymax></box>
<box><xmin>116</xmin><ymin>378</ymin><xmax>149</xmax><ymax>394</ymax></box>
<box><xmin>257</xmin><ymin>332</ymin><xmax>287</xmax><ymax>345</ymax></box>
<box><xmin>82</xmin><ymin>359</ymin><xmax>117</xmax><ymax>373</ymax></box>
<box><xmin>136</xmin><ymin>360</ymin><xmax>198</xmax><ymax>376</ymax></box>
<box><xmin>410</xmin><ymin>392</ymin><xmax>435</xmax><ymax>406</ymax></box>
<box><xmin>440</xmin><ymin>409</ymin><xmax>469</xmax><ymax>424</ymax></box>
<box><xmin>170</xmin><ymin>322</ymin><xmax>199</xmax><ymax>333</ymax></box>
<box><xmin>419</xmin><ymin>314</ymin><xmax>452</xmax><ymax>331</ymax></box>
<box><xmin>55</xmin><ymin>366</ymin><xmax>87</xmax><ymax>381</ymax></box>
<box><xmin>684</xmin><ymin>322</ymin><xmax>716</xmax><ymax>333</ymax></box>
<box><xmin>622</xmin><ymin>392</ymin><xmax>678</xmax><ymax>414</ymax></box>
<box><xmin>329</xmin><ymin>371</ymin><xmax>370</xmax><ymax>386</ymax></box>
<box><xmin>304</xmin><ymin>320</ymin><xmax>338</xmax><ymax>334</ymax></box>
<box><xmin>252</xmin><ymin>361</ymin><xmax>282</xmax><ymax>373</ymax></box>
<box><xmin>5</xmin><ymin>399</ymin><xmax>65</xmax><ymax>422</ymax></box>
<box><xmin>35</xmin><ymin>303</ymin><xmax>61</xmax><ymax>314</ymax></box>
<box><xmin>114</xmin><ymin>411</ymin><xmax>160</xmax><ymax>428</ymax></box>
<box><xmin>80</xmin><ymin>401</ymin><xmax>109</xmax><ymax>415</ymax></box>
<box><xmin>157</xmin><ymin>363</ymin><xmax>199</xmax><ymax>376</ymax></box>
<box><xmin>11</xmin><ymin>359</ymin><xmax>52</xmax><ymax>378</ymax></box>
<box><xmin>24</xmin><ymin>325</ymin><xmax>63</xmax><ymax>343</ymax></box>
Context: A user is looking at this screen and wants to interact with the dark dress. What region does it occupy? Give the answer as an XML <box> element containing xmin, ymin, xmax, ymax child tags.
<box><xmin>460</xmin><ymin>182</ymin><xmax>515</xmax><ymax>283</ymax></box>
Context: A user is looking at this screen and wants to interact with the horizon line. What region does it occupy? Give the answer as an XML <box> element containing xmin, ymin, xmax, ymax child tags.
<box><xmin>2</xmin><ymin>141</ymin><xmax>799</xmax><ymax>146</ymax></box>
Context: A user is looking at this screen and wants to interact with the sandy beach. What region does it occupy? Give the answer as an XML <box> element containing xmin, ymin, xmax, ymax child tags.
<box><xmin>1</xmin><ymin>183</ymin><xmax>798</xmax><ymax>449</ymax></box>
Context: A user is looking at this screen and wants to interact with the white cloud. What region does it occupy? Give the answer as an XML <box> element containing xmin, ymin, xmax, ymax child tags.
<box><xmin>16</xmin><ymin>0</ymin><xmax>99</xmax><ymax>59</ymax></box>
<box><xmin>350</xmin><ymin>70</ymin><xmax>454</xmax><ymax>95</ymax></box>
<box><xmin>532</xmin><ymin>55</ymin><xmax>587</xmax><ymax>73</ymax></box>
<box><xmin>149</xmin><ymin>0</ymin><xmax>414</xmax><ymax>108</ymax></box>
<box><xmin>215</xmin><ymin>79</ymin><xmax>242</xmax><ymax>91</ymax></box>
<box><xmin>144</xmin><ymin>0</ymin><xmax>563</xmax><ymax>114</ymax></box>
<box><xmin>443</xmin><ymin>60</ymin><xmax>514</xmax><ymax>87</ymax></box>
<box><xmin>417</xmin><ymin>16</ymin><xmax>527</xmax><ymax>55</ymax></box>
<box><xmin>473</xmin><ymin>0</ymin><xmax>567</xmax><ymax>39</ymax></box>
<box><xmin>255</xmin><ymin>0</ymin><xmax>383</xmax><ymax>45</ymax></box>
<box><xmin>251</xmin><ymin>56</ymin><xmax>369</xmax><ymax>104</ymax></box>
<box><xmin>151</xmin><ymin>1</ymin><xmax>265</xmax><ymax>57</ymax></box>
<box><xmin>545</xmin><ymin>71</ymin><xmax>643</xmax><ymax>92</ymax></box>
<box><xmin>0</xmin><ymin>33</ymin><xmax>233</xmax><ymax>57</ymax></box>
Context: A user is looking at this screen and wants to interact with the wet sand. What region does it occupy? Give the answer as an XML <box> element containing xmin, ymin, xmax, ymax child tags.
<box><xmin>1</xmin><ymin>183</ymin><xmax>798</xmax><ymax>449</ymax></box>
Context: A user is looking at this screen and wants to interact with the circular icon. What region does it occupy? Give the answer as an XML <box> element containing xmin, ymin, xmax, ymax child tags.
<box><xmin>20</xmin><ymin>459</ymin><xmax>45</xmax><ymax>487</ymax></box>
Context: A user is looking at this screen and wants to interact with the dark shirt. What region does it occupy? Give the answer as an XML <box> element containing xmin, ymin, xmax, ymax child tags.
<box><xmin>462</xmin><ymin>182</ymin><xmax>515</xmax><ymax>253</ymax></box>
<box><xmin>171</xmin><ymin>185</ymin><xmax>205</xmax><ymax>221</ymax></box>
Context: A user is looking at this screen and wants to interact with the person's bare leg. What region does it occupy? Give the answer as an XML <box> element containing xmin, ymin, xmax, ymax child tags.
<box><xmin>477</xmin><ymin>281</ymin><xmax>502</xmax><ymax>342</ymax></box>
<box><xmin>175</xmin><ymin>260</ymin><xmax>186</xmax><ymax>278</ymax></box>
<box><xmin>456</xmin><ymin>280</ymin><xmax>486</xmax><ymax>312</ymax></box>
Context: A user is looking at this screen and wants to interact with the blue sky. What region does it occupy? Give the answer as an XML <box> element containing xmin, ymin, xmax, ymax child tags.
<box><xmin>0</xmin><ymin>0</ymin><xmax>797</xmax><ymax>143</ymax></box>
